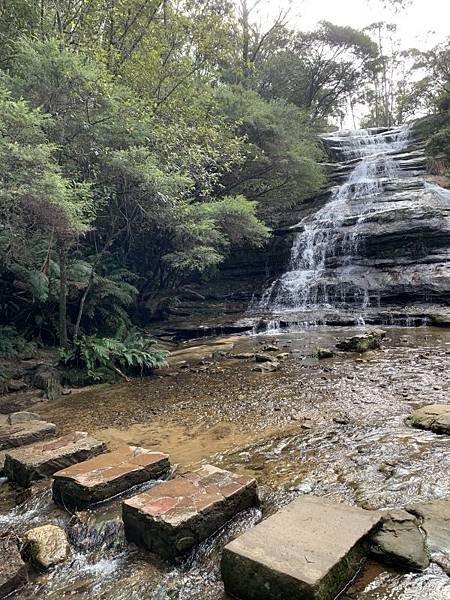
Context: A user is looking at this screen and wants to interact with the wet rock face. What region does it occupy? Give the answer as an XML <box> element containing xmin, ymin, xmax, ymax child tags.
<box><xmin>369</xmin><ymin>509</ymin><xmax>429</xmax><ymax>571</ymax></box>
<box><xmin>53</xmin><ymin>446</ymin><xmax>171</xmax><ymax>509</ymax></box>
<box><xmin>22</xmin><ymin>525</ymin><xmax>69</xmax><ymax>570</ymax></box>
<box><xmin>4</xmin><ymin>432</ymin><xmax>107</xmax><ymax>487</ymax></box>
<box><xmin>336</xmin><ymin>329</ymin><xmax>386</xmax><ymax>352</ymax></box>
<box><xmin>122</xmin><ymin>464</ymin><xmax>258</xmax><ymax>561</ymax></box>
<box><xmin>0</xmin><ymin>533</ymin><xmax>28</xmax><ymax>596</ymax></box>
<box><xmin>407</xmin><ymin>404</ymin><xmax>450</xmax><ymax>435</ymax></box>
<box><xmin>221</xmin><ymin>496</ymin><xmax>381</xmax><ymax>600</ymax></box>
<box><xmin>408</xmin><ymin>499</ymin><xmax>450</xmax><ymax>572</ymax></box>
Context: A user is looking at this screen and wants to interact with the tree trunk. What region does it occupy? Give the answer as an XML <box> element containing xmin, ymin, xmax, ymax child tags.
<box><xmin>58</xmin><ymin>242</ymin><xmax>68</xmax><ymax>348</ymax></box>
<box><xmin>241</xmin><ymin>0</ymin><xmax>250</xmax><ymax>81</ymax></box>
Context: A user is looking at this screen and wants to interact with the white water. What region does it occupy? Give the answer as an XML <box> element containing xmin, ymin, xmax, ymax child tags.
<box><xmin>259</xmin><ymin>126</ymin><xmax>411</xmax><ymax>311</ymax></box>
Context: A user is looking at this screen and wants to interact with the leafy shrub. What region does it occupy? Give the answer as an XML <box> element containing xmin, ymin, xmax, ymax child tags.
<box><xmin>0</xmin><ymin>326</ymin><xmax>36</xmax><ymax>358</ymax></box>
<box><xmin>59</xmin><ymin>331</ymin><xmax>167</xmax><ymax>382</ymax></box>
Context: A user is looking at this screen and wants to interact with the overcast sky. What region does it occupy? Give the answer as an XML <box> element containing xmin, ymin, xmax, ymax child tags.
<box><xmin>261</xmin><ymin>0</ymin><xmax>449</xmax><ymax>50</ymax></box>
<box><xmin>257</xmin><ymin>0</ymin><xmax>448</xmax><ymax>126</ymax></box>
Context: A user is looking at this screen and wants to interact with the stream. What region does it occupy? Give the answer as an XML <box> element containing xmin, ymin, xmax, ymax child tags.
<box><xmin>1</xmin><ymin>325</ymin><xmax>449</xmax><ymax>599</ymax></box>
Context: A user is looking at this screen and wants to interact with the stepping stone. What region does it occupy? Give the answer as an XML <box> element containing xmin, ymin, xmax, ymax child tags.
<box><xmin>122</xmin><ymin>464</ymin><xmax>257</xmax><ymax>561</ymax></box>
<box><xmin>0</xmin><ymin>419</ymin><xmax>56</xmax><ymax>450</ymax></box>
<box><xmin>53</xmin><ymin>446</ymin><xmax>171</xmax><ymax>509</ymax></box>
<box><xmin>4</xmin><ymin>432</ymin><xmax>107</xmax><ymax>487</ymax></box>
<box><xmin>221</xmin><ymin>495</ymin><xmax>381</xmax><ymax>600</ymax></box>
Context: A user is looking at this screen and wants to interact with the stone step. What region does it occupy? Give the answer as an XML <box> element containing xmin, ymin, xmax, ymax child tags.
<box><xmin>221</xmin><ymin>495</ymin><xmax>381</xmax><ymax>600</ymax></box>
<box><xmin>53</xmin><ymin>446</ymin><xmax>171</xmax><ymax>509</ymax></box>
<box><xmin>4</xmin><ymin>432</ymin><xmax>107</xmax><ymax>487</ymax></box>
<box><xmin>0</xmin><ymin>419</ymin><xmax>56</xmax><ymax>451</ymax></box>
<box><xmin>122</xmin><ymin>464</ymin><xmax>258</xmax><ymax>561</ymax></box>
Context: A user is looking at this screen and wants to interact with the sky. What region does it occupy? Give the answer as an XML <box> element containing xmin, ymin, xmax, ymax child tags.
<box><xmin>258</xmin><ymin>0</ymin><xmax>449</xmax><ymax>126</ymax></box>
<box><xmin>279</xmin><ymin>0</ymin><xmax>450</xmax><ymax>50</ymax></box>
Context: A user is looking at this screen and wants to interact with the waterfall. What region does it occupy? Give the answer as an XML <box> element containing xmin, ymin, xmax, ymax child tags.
<box><xmin>259</xmin><ymin>126</ymin><xmax>411</xmax><ymax>311</ymax></box>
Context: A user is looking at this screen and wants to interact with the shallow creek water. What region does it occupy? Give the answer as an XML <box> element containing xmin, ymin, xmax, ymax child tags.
<box><xmin>1</xmin><ymin>326</ymin><xmax>450</xmax><ymax>599</ymax></box>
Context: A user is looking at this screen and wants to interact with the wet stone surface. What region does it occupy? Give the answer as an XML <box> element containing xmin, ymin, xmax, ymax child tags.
<box><xmin>408</xmin><ymin>404</ymin><xmax>450</xmax><ymax>435</ymax></box>
<box><xmin>0</xmin><ymin>419</ymin><xmax>56</xmax><ymax>451</ymax></box>
<box><xmin>123</xmin><ymin>464</ymin><xmax>258</xmax><ymax>561</ymax></box>
<box><xmin>369</xmin><ymin>509</ymin><xmax>429</xmax><ymax>571</ymax></box>
<box><xmin>0</xmin><ymin>326</ymin><xmax>449</xmax><ymax>599</ymax></box>
<box><xmin>222</xmin><ymin>495</ymin><xmax>381</xmax><ymax>600</ymax></box>
<box><xmin>53</xmin><ymin>446</ymin><xmax>171</xmax><ymax>508</ymax></box>
<box><xmin>0</xmin><ymin>532</ymin><xmax>27</xmax><ymax>596</ymax></box>
<box><xmin>4</xmin><ymin>431</ymin><xmax>107</xmax><ymax>487</ymax></box>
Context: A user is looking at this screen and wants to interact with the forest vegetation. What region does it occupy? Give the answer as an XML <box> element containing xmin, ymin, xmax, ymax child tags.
<box><xmin>0</xmin><ymin>0</ymin><xmax>448</xmax><ymax>379</ymax></box>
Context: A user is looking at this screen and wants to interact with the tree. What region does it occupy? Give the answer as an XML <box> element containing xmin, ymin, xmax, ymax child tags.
<box><xmin>252</xmin><ymin>21</ymin><xmax>378</xmax><ymax>122</ymax></box>
<box><xmin>0</xmin><ymin>82</ymin><xmax>92</xmax><ymax>346</ymax></box>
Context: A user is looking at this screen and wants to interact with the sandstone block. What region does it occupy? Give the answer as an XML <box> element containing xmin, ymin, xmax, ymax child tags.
<box><xmin>221</xmin><ymin>495</ymin><xmax>381</xmax><ymax>600</ymax></box>
<box><xmin>123</xmin><ymin>464</ymin><xmax>257</xmax><ymax>561</ymax></box>
<box><xmin>0</xmin><ymin>419</ymin><xmax>56</xmax><ymax>450</ymax></box>
<box><xmin>4</xmin><ymin>432</ymin><xmax>106</xmax><ymax>487</ymax></box>
<box><xmin>53</xmin><ymin>446</ymin><xmax>171</xmax><ymax>508</ymax></box>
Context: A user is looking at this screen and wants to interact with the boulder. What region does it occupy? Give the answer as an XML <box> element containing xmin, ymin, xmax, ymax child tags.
<box><xmin>0</xmin><ymin>419</ymin><xmax>56</xmax><ymax>450</ymax></box>
<box><xmin>0</xmin><ymin>533</ymin><xmax>27</xmax><ymax>596</ymax></box>
<box><xmin>407</xmin><ymin>404</ymin><xmax>450</xmax><ymax>435</ymax></box>
<box><xmin>7</xmin><ymin>411</ymin><xmax>41</xmax><ymax>425</ymax></box>
<box><xmin>22</xmin><ymin>524</ymin><xmax>69</xmax><ymax>570</ymax></box>
<box><xmin>369</xmin><ymin>509</ymin><xmax>429</xmax><ymax>571</ymax></box>
<box><xmin>30</xmin><ymin>365</ymin><xmax>61</xmax><ymax>400</ymax></box>
<box><xmin>221</xmin><ymin>495</ymin><xmax>381</xmax><ymax>600</ymax></box>
<box><xmin>53</xmin><ymin>446</ymin><xmax>171</xmax><ymax>509</ymax></box>
<box><xmin>408</xmin><ymin>499</ymin><xmax>450</xmax><ymax>570</ymax></box>
<box><xmin>336</xmin><ymin>329</ymin><xmax>386</xmax><ymax>353</ymax></box>
<box><xmin>253</xmin><ymin>361</ymin><xmax>280</xmax><ymax>373</ymax></box>
<box><xmin>122</xmin><ymin>464</ymin><xmax>258</xmax><ymax>561</ymax></box>
<box><xmin>317</xmin><ymin>347</ymin><xmax>334</xmax><ymax>359</ymax></box>
<box><xmin>255</xmin><ymin>353</ymin><xmax>276</xmax><ymax>363</ymax></box>
<box><xmin>4</xmin><ymin>431</ymin><xmax>107</xmax><ymax>487</ymax></box>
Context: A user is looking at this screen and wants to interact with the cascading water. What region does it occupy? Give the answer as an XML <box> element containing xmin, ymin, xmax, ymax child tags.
<box><xmin>259</xmin><ymin>126</ymin><xmax>411</xmax><ymax>311</ymax></box>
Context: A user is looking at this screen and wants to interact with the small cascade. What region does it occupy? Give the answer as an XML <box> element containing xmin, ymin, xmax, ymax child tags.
<box><xmin>259</xmin><ymin>126</ymin><xmax>412</xmax><ymax>311</ymax></box>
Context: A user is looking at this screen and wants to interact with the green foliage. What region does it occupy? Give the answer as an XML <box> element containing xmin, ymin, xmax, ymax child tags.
<box><xmin>59</xmin><ymin>331</ymin><xmax>167</xmax><ymax>381</ymax></box>
<box><xmin>427</xmin><ymin>127</ymin><xmax>450</xmax><ymax>158</ymax></box>
<box><xmin>0</xmin><ymin>326</ymin><xmax>36</xmax><ymax>358</ymax></box>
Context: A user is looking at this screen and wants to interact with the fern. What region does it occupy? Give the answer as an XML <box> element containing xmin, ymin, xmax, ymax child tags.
<box><xmin>0</xmin><ymin>326</ymin><xmax>36</xmax><ymax>358</ymax></box>
<box><xmin>59</xmin><ymin>331</ymin><xmax>167</xmax><ymax>381</ymax></box>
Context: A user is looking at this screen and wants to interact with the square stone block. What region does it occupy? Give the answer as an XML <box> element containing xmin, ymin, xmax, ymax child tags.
<box><xmin>53</xmin><ymin>446</ymin><xmax>171</xmax><ymax>508</ymax></box>
<box><xmin>4</xmin><ymin>432</ymin><xmax>107</xmax><ymax>487</ymax></box>
<box><xmin>0</xmin><ymin>420</ymin><xmax>56</xmax><ymax>450</ymax></box>
<box><xmin>122</xmin><ymin>464</ymin><xmax>258</xmax><ymax>560</ymax></box>
<box><xmin>221</xmin><ymin>495</ymin><xmax>382</xmax><ymax>600</ymax></box>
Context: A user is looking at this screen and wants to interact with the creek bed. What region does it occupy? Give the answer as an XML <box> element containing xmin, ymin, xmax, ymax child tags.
<box><xmin>1</xmin><ymin>326</ymin><xmax>450</xmax><ymax>599</ymax></box>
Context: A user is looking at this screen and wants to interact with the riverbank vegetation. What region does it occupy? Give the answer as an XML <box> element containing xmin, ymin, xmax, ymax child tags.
<box><xmin>0</xmin><ymin>1</ymin><xmax>448</xmax><ymax>368</ymax></box>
